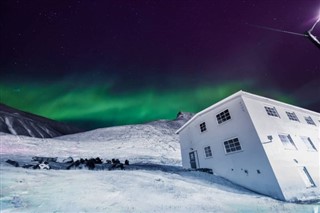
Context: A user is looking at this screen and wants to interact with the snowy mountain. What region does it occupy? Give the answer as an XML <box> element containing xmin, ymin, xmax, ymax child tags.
<box><xmin>0</xmin><ymin>103</ymin><xmax>81</xmax><ymax>138</ymax></box>
<box><xmin>1</xmin><ymin>111</ymin><xmax>319</xmax><ymax>212</ymax></box>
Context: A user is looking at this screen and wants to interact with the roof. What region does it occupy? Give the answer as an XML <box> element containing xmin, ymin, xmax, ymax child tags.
<box><xmin>175</xmin><ymin>90</ymin><xmax>320</xmax><ymax>134</ymax></box>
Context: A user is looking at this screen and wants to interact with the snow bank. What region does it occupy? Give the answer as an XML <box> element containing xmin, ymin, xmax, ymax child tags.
<box><xmin>1</xmin><ymin>164</ymin><xmax>317</xmax><ymax>213</ymax></box>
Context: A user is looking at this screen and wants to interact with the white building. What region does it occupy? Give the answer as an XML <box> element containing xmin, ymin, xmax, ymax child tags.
<box><xmin>176</xmin><ymin>91</ymin><xmax>320</xmax><ymax>201</ymax></box>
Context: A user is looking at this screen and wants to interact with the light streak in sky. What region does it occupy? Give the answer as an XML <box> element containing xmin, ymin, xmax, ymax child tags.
<box><xmin>309</xmin><ymin>15</ymin><xmax>320</xmax><ymax>33</ymax></box>
<box><xmin>248</xmin><ymin>24</ymin><xmax>307</xmax><ymax>37</ymax></box>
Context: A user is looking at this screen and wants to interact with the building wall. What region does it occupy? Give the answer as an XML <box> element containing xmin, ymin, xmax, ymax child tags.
<box><xmin>178</xmin><ymin>95</ymin><xmax>284</xmax><ymax>200</ymax></box>
<box><xmin>243</xmin><ymin>95</ymin><xmax>320</xmax><ymax>201</ymax></box>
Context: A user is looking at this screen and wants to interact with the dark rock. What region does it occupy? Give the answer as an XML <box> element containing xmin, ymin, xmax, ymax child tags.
<box><xmin>95</xmin><ymin>157</ymin><xmax>102</xmax><ymax>164</ymax></box>
<box><xmin>125</xmin><ymin>160</ymin><xmax>129</xmax><ymax>165</ymax></box>
<box><xmin>86</xmin><ymin>159</ymin><xmax>95</xmax><ymax>170</ymax></box>
<box><xmin>6</xmin><ymin>159</ymin><xmax>19</xmax><ymax>167</ymax></box>
<box><xmin>117</xmin><ymin>163</ymin><xmax>124</xmax><ymax>170</ymax></box>
<box><xmin>74</xmin><ymin>160</ymin><xmax>81</xmax><ymax>167</ymax></box>
<box><xmin>32</xmin><ymin>156</ymin><xmax>57</xmax><ymax>163</ymax></box>
<box><xmin>63</xmin><ymin>157</ymin><xmax>74</xmax><ymax>163</ymax></box>
<box><xmin>22</xmin><ymin>164</ymin><xmax>34</xmax><ymax>169</ymax></box>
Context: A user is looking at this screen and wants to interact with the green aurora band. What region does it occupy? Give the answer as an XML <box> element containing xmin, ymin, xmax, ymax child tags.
<box><xmin>0</xmin><ymin>79</ymin><xmax>296</xmax><ymax>129</ymax></box>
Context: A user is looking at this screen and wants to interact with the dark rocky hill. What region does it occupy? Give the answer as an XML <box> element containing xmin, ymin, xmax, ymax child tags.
<box><xmin>0</xmin><ymin>103</ymin><xmax>81</xmax><ymax>138</ymax></box>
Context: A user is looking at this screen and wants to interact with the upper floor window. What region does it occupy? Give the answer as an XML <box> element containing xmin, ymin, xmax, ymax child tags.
<box><xmin>278</xmin><ymin>134</ymin><xmax>297</xmax><ymax>150</ymax></box>
<box><xmin>224</xmin><ymin>138</ymin><xmax>242</xmax><ymax>154</ymax></box>
<box><xmin>265</xmin><ymin>106</ymin><xmax>280</xmax><ymax>118</ymax></box>
<box><xmin>305</xmin><ymin>116</ymin><xmax>316</xmax><ymax>126</ymax></box>
<box><xmin>216</xmin><ymin>109</ymin><xmax>231</xmax><ymax>124</ymax></box>
<box><xmin>300</xmin><ymin>136</ymin><xmax>317</xmax><ymax>151</ymax></box>
<box><xmin>200</xmin><ymin>122</ymin><xmax>207</xmax><ymax>132</ymax></box>
<box><xmin>286</xmin><ymin>111</ymin><xmax>299</xmax><ymax>122</ymax></box>
<box><xmin>204</xmin><ymin>146</ymin><xmax>212</xmax><ymax>157</ymax></box>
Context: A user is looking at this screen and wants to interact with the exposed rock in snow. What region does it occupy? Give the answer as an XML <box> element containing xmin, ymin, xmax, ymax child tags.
<box><xmin>0</xmin><ymin>103</ymin><xmax>81</xmax><ymax>138</ymax></box>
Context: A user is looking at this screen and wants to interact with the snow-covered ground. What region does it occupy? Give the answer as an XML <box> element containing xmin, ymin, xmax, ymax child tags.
<box><xmin>2</xmin><ymin>164</ymin><xmax>317</xmax><ymax>213</ymax></box>
<box><xmin>1</xmin><ymin>121</ymin><xmax>320</xmax><ymax>212</ymax></box>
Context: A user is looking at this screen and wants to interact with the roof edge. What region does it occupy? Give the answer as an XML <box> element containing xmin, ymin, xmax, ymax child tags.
<box><xmin>175</xmin><ymin>90</ymin><xmax>320</xmax><ymax>134</ymax></box>
<box><xmin>175</xmin><ymin>90</ymin><xmax>244</xmax><ymax>134</ymax></box>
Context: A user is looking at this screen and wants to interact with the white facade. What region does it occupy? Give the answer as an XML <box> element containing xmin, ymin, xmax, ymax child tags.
<box><xmin>176</xmin><ymin>91</ymin><xmax>320</xmax><ymax>201</ymax></box>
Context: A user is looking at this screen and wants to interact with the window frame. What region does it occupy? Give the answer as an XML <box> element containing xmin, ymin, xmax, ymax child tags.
<box><xmin>223</xmin><ymin>137</ymin><xmax>243</xmax><ymax>154</ymax></box>
<box><xmin>305</xmin><ymin>116</ymin><xmax>316</xmax><ymax>126</ymax></box>
<box><xmin>204</xmin><ymin>146</ymin><xmax>213</xmax><ymax>158</ymax></box>
<box><xmin>264</xmin><ymin>106</ymin><xmax>280</xmax><ymax>118</ymax></box>
<box><xmin>199</xmin><ymin>122</ymin><xmax>207</xmax><ymax>133</ymax></box>
<box><xmin>286</xmin><ymin>111</ymin><xmax>300</xmax><ymax>122</ymax></box>
<box><xmin>300</xmin><ymin>136</ymin><xmax>317</xmax><ymax>151</ymax></box>
<box><xmin>278</xmin><ymin>133</ymin><xmax>298</xmax><ymax>150</ymax></box>
<box><xmin>297</xmin><ymin>166</ymin><xmax>316</xmax><ymax>188</ymax></box>
<box><xmin>216</xmin><ymin>109</ymin><xmax>232</xmax><ymax>125</ymax></box>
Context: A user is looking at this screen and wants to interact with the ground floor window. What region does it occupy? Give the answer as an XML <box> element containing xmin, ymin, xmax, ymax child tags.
<box><xmin>224</xmin><ymin>138</ymin><xmax>242</xmax><ymax>154</ymax></box>
<box><xmin>204</xmin><ymin>146</ymin><xmax>212</xmax><ymax>157</ymax></box>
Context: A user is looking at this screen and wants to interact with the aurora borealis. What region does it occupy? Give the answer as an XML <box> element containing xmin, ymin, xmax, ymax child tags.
<box><xmin>1</xmin><ymin>1</ymin><xmax>319</xmax><ymax>129</ymax></box>
<box><xmin>0</xmin><ymin>77</ymin><xmax>264</xmax><ymax>128</ymax></box>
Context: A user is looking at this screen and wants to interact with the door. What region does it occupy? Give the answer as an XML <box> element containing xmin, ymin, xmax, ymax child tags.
<box><xmin>189</xmin><ymin>151</ymin><xmax>198</xmax><ymax>169</ymax></box>
<box><xmin>298</xmin><ymin>166</ymin><xmax>316</xmax><ymax>188</ymax></box>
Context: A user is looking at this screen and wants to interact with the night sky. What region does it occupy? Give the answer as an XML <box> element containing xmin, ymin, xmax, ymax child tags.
<box><xmin>1</xmin><ymin>0</ymin><xmax>320</xmax><ymax>129</ymax></box>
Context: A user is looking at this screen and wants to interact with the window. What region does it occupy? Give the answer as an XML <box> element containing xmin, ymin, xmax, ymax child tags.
<box><xmin>200</xmin><ymin>122</ymin><xmax>207</xmax><ymax>132</ymax></box>
<box><xmin>298</xmin><ymin>166</ymin><xmax>316</xmax><ymax>188</ymax></box>
<box><xmin>204</xmin><ymin>146</ymin><xmax>212</xmax><ymax>157</ymax></box>
<box><xmin>286</xmin><ymin>111</ymin><xmax>299</xmax><ymax>122</ymax></box>
<box><xmin>216</xmin><ymin>109</ymin><xmax>231</xmax><ymax>124</ymax></box>
<box><xmin>224</xmin><ymin>138</ymin><xmax>242</xmax><ymax>153</ymax></box>
<box><xmin>305</xmin><ymin>116</ymin><xmax>316</xmax><ymax>126</ymax></box>
<box><xmin>278</xmin><ymin>134</ymin><xmax>297</xmax><ymax>150</ymax></box>
<box><xmin>264</xmin><ymin>106</ymin><xmax>280</xmax><ymax>118</ymax></box>
<box><xmin>301</xmin><ymin>136</ymin><xmax>317</xmax><ymax>151</ymax></box>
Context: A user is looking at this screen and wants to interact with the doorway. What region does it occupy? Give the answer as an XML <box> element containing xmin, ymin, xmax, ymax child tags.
<box><xmin>189</xmin><ymin>151</ymin><xmax>199</xmax><ymax>169</ymax></box>
<box><xmin>298</xmin><ymin>166</ymin><xmax>316</xmax><ymax>188</ymax></box>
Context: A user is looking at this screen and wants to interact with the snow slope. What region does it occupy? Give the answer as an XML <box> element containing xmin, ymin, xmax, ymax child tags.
<box><xmin>2</xmin><ymin>164</ymin><xmax>317</xmax><ymax>213</ymax></box>
<box><xmin>54</xmin><ymin>112</ymin><xmax>194</xmax><ymax>165</ymax></box>
<box><xmin>1</xmin><ymin>112</ymin><xmax>319</xmax><ymax>212</ymax></box>
<box><xmin>0</xmin><ymin>103</ymin><xmax>81</xmax><ymax>138</ymax></box>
